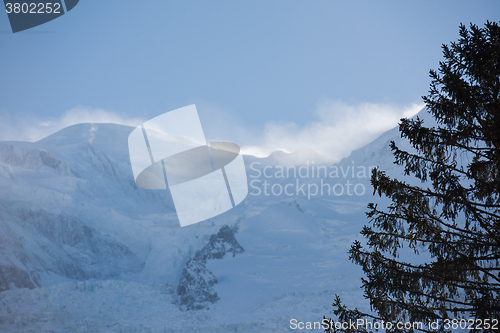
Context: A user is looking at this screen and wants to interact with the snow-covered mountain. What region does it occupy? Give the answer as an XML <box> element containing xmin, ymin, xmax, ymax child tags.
<box><xmin>0</xmin><ymin>108</ymin><xmax>428</xmax><ymax>332</ymax></box>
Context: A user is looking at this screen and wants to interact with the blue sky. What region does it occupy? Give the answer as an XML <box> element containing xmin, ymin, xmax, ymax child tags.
<box><xmin>0</xmin><ymin>1</ymin><xmax>499</xmax><ymax>160</ymax></box>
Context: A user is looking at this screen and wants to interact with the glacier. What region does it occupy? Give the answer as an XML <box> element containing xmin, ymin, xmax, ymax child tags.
<box><xmin>0</xmin><ymin>110</ymin><xmax>428</xmax><ymax>332</ymax></box>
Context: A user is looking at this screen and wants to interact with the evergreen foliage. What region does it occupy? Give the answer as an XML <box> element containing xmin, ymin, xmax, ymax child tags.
<box><xmin>326</xmin><ymin>22</ymin><xmax>500</xmax><ymax>333</ymax></box>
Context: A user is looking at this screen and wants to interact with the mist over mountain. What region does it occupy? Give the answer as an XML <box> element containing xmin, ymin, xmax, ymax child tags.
<box><xmin>0</xmin><ymin>108</ymin><xmax>428</xmax><ymax>332</ymax></box>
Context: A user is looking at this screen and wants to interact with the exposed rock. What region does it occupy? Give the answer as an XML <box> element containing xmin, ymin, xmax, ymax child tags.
<box><xmin>0</xmin><ymin>208</ymin><xmax>144</xmax><ymax>292</ymax></box>
<box><xmin>176</xmin><ymin>259</ymin><xmax>219</xmax><ymax>310</ymax></box>
<box><xmin>194</xmin><ymin>225</ymin><xmax>244</xmax><ymax>262</ymax></box>
<box><xmin>0</xmin><ymin>144</ymin><xmax>75</xmax><ymax>177</ymax></box>
<box><xmin>0</xmin><ymin>265</ymin><xmax>36</xmax><ymax>292</ymax></box>
<box><xmin>177</xmin><ymin>225</ymin><xmax>244</xmax><ymax>310</ymax></box>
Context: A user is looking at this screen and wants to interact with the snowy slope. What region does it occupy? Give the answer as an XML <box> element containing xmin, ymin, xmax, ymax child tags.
<box><xmin>0</xmin><ymin>108</ymin><xmax>428</xmax><ymax>332</ymax></box>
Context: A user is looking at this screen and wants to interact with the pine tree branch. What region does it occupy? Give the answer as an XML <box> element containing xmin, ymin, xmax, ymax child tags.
<box><xmin>369</xmin><ymin>205</ymin><xmax>491</xmax><ymax>245</ymax></box>
<box><xmin>354</xmin><ymin>248</ymin><xmax>500</xmax><ymax>289</ymax></box>
<box><xmin>368</xmin><ymin>230</ymin><xmax>499</xmax><ymax>249</ymax></box>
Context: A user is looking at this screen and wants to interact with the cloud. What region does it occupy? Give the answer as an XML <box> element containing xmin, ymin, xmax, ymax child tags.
<box><xmin>0</xmin><ymin>106</ymin><xmax>144</xmax><ymax>142</ymax></box>
<box><xmin>0</xmin><ymin>101</ymin><xmax>424</xmax><ymax>164</ymax></box>
<box><xmin>240</xmin><ymin>99</ymin><xmax>424</xmax><ymax>162</ymax></box>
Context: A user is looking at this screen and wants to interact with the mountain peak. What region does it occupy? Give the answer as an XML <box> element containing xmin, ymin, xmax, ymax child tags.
<box><xmin>37</xmin><ymin>123</ymin><xmax>134</xmax><ymax>147</ymax></box>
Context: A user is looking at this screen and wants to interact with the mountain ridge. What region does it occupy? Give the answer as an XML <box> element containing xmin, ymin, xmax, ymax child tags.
<box><xmin>0</xmin><ymin>108</ymin><xmax>431</xmax><ymax>332</ymax></box>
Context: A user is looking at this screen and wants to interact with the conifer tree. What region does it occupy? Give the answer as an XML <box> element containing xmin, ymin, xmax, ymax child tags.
<box><xmin>326</xmin><ymin>21</ymin><xmax>500</xmax><ymax>332</ymax></box>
